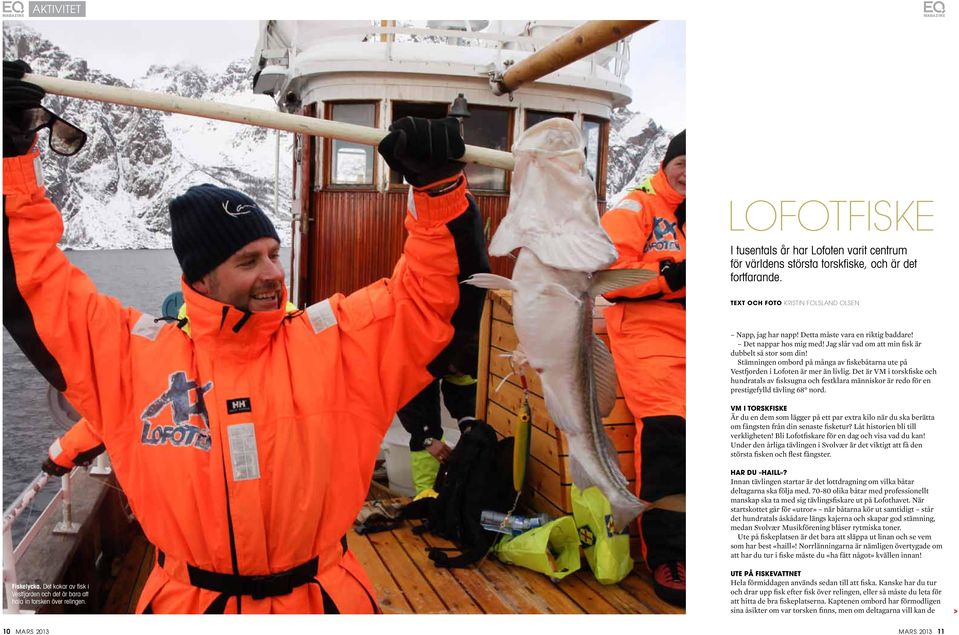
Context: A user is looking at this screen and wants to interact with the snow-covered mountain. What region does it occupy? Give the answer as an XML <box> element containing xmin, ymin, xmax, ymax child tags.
<box><xmin>2</xmin><ymin>23</ymin><xmax>293</xmax><ymax>249</ymax></box>
<box><xmin>606</xmin><ymin>108</ymin><xmax>675</xmax><ymax>205</ymax></box>
<box><xmin>3</xmin><ymin>23</ymin><xmax>674</xmax><ymax>249</ymax></box>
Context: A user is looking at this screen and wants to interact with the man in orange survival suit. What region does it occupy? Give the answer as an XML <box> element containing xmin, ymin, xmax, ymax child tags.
<box><xmin>600</xmin><ymin>130</ymin><xmax>686</xmax><ymax>607</ymax></box>
<box><xmin>3</xmin><ymin>61</ymin><xmax>489</xmax><ymax>613</ymax></box>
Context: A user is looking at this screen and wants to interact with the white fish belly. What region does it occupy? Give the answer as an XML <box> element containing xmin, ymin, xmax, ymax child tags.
<box><xmin>509</xmin><ymin>250</ymin><xmax>643</xmax><ymax>530</ymax></box>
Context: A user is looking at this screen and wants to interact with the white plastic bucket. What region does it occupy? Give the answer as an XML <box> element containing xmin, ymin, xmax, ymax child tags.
<box><xmin>382</xmin><ymin>424</ymin><xmax>415</xmax><ymax>497</ymax></box>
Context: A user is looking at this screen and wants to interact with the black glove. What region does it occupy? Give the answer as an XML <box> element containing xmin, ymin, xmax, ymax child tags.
<box><xmin>41</xmin><ymin>456</ymin><xmax>71</xmax><ymax>477</ymax></box>
<box><xmin>40</xmin><ymin>442</ymin><xmax>104</xmax><ymax>476</ymax></box>
<box><xmin>378</xmin><ymin>116</ymin><xmax>465</xmax><ymax>188</ymax></box>
<box><xmin>660</xmin><ymin>259</ymin><xmax>686</xmax><ymax>292</ymax></box>
<box><xmin>3</xmin><ymin>60</ymin><xmax>45</xmax><ymax>158</ymax></box>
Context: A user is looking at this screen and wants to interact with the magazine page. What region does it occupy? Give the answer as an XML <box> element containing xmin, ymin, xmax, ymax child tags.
<box><xmin>693</xmin><ymin>1</ymin><xmax>957</xmax><ymax>634</ymax></box>
<box><xmin>1</xmin><ymin>1</ymin><xmax>954</xmax><ymax>634</ymax></box>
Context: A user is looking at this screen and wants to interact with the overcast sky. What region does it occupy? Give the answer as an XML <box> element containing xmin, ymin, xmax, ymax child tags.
<box><xmin>16</xmin><ymin>20</ymin><xmax>685</xmax><ymax>131</ymax></box>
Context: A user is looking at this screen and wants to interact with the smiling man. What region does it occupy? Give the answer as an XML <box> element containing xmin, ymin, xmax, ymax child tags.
<box><xmin>168</xmin><ymin>183</ymin><xmax>285</xmax><ymax>313</ymax></box>
<box><xmin>3</xmin><ymin>60</ymin><xmax>489</xmax><ymax>614</ymax></box>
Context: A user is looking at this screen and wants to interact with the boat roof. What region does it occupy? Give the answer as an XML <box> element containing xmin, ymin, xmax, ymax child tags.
<box><xmin>253</xmin><ymin>20</ymin><xmax>633</xmax><ymax>109</ymax></box>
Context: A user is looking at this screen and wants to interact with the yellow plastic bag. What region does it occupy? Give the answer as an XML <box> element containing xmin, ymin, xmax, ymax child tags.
<box><xmin>571</xmin><ymin>485</ymin><xmax>634</xmax><ymax>584</ymax></box>
<box><xmin>493</xmin><ymin>516</ymin><xmax>581</xmax><ymax>581</ymax></box>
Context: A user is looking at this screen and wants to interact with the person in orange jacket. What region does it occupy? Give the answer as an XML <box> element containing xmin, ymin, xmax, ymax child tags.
<box><xmin>42</xmin><ymin>417</ymin><xmax>105</xmax><ymax>476</ymax></box>
<box><xmin>600</xmin><ymin>130</ymin><xmax>686</xmax><ymax>607</ymax></box>
<box><xmin>3</xmin><ymin>61</ymin><xmax>489</xmax><ymax>613</ymax></box>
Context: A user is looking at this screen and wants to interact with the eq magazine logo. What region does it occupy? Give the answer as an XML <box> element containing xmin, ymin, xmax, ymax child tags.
<box><xmin>2</xmin><ymin>0</ymin><xmax>25</xmax><ymax>17</ymax></box>
<box><xmin>923</xmin><ymin>0</ymin><xmax>946</xmax><ymax>16</ymax></box>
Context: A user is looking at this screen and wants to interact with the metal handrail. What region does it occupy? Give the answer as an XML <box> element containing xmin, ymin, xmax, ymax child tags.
<box><xmin>2</xmin><ymin>453</ymin><xmax>113</xmax><ymax>613</ymax></box>
<box><xmin>265</xmin><ymin>22</ymin><xmax>633</xmax><ymax>81</ymax></box>
<box><xmin>3</xmin><ymin>470</ymin><xmax>53</xmax><ymax>613</ymax></box>
<box><xmin>281</xmin><ymin>24</ymin><xmax>566</xmax><ymax>49</ymax></box>
<box><xmin>2</xmin><ymin>471</ymin><xmax>51</xmax><ymax>534</ymax></box>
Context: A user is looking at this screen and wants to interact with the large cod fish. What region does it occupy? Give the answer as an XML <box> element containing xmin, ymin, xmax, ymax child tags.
<box><xmin>466</xmin><ymin>118</ymin><xmax>655</xmax><ymax>531</ymax></box>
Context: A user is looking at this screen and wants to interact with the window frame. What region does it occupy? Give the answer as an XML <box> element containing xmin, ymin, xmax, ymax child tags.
<box><xmin>322</xmin><ymin>100</ymin><xmax>379</xmax><ymax>190</ymax></box>
<box><xmin>462</xmin><ymin>104</ymin><xmax>514</xmax><ymax>195</ymax></box>
<box><xmin>582</xmin><ymin>115</ymin><xmax>609</xmax><ymax>201</ymax></box>
<box><xmin>523</xmin><ymin>109</ymin><xmax>574</xmax><ymax>130</ymax></box>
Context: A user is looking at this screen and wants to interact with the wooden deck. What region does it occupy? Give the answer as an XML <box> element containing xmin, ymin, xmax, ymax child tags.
<box><xmin>347</xmin><ymin>521</ymin><xmax>683</xmax><ymax>614</ymax></box>
<box><xmin>105</xmin><ymin>511</ymin><xmax>683</xmax><ymax>614</ymax></box>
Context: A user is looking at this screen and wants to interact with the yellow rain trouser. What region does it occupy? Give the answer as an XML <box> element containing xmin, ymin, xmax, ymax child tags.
<box><xmin>410</xmin><ymin>448</ymin><xmax>441</xmax><ymax>495</ymax></box>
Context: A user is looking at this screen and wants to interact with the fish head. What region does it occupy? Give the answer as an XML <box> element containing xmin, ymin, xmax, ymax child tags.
<box><xmin>514</xmin><ymin>117</ymin><xmax>585</xmax><ymax>156</ymax></box>
<box><xmin>489</xmin><ymin>118</ymin><xmax>618</xmax><ymax>271</ymax></box>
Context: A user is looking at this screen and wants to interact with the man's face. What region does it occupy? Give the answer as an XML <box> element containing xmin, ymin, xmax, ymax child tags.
<box><xmin>664</xmin><ymin>155</ymin><xmax>686</xmax><ymax>196</ymax></box>
<box><xmin>193</xmin><ymin>237</ymin><xmax>284</xmax><ymax>312</ymax></box>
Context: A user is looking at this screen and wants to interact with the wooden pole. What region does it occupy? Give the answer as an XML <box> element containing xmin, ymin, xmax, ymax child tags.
<box><xmin>24</xmin><ymin>73</ymin><xmax>517</xmax><ymax>171</ymax></box>
<box><xmin>25</xmin><ymin>22</ymin><xmax>648</xmax><ymax>171</ymax></box>
<box><xmin>493</xmin><ymin>20</ymin><xmax>656</xmax><ymax>95</ymax></box>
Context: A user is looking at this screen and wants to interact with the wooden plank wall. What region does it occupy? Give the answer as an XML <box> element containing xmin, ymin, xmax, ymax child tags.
<box><xmin>476</xmin><ymin>291</ymin><xmax>638</xmax><ymax>531</ymax></box>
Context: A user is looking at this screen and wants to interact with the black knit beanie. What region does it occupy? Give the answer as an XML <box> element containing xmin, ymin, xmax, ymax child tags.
<box><xmin>662</xmin><ymin>129</ymin><xmax>686</xmax><ymax>168</ymax></box>
<box><xmin>169</xmin><ymin>184</ymin><xmax>280</xmax><ymax>283</ymax></box>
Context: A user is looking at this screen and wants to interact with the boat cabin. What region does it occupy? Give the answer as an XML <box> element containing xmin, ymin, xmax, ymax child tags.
<box><xmin>252</xmin><ymin>20</ymin><xmax>634</xmax><ymax>305</ymax></box>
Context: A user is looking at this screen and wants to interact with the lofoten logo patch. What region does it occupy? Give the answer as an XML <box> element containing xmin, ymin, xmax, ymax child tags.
<box><xmin>222</xmin><ymin>201</ymin><xmax>257</xmax><ymax>218</ymax></box>
<box><xmin>644</xmin><ymin>216</ymin><xmax>682</xmax><ymax>253</ymax></box>
<box><xmin>140</xmin><ymin>371</ymin><xmax>214</xmax><ymax>451</ymax></box>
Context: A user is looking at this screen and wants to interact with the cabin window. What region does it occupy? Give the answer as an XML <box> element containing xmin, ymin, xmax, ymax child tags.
<box><xmin>524</xmin><ymin>109</ymin><xmax>573</xmax><ymax>130</ymax></box>
<box><xmin>388</xmin><ymin>102</ymin><xmax>449</xmax><ymax>186</ymax></box>
<box><xmin>582</xmin><ymin>116</ymin><xmax>609</xmax><ymax>199</ymax></box>
<box><xmin>463</xmin><ymin>105</ymin><xmax>512</xmax><ymax>192</ymax></box>
<box><xmin>387</xmin><ymin>102</ymin><xmax>511</xmax><ymax>192</ymax></box>
<box><xmin>326</xmin><ymin>102</ymin><xmax>377</xmax><ymax>187</ymax></box>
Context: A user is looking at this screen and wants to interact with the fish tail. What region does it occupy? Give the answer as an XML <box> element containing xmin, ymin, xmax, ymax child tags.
<box><xmin>571</xmin><ymin>456</ymin><xmax>646</xmax><ymax>532</ymax></box>
<box><xmin>610</xmin><ymin>495</ymin><xmax>647</xmax><ymax>534</ymax></box>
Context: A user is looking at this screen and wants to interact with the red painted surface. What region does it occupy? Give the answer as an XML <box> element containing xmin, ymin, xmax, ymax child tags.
<box><xmin>299</xmin><ymin>189</ymin><xmax>608</xmax><ymax>305</ymax></box>
<box><xmin>300</xmin><ymin>190</ymin><xmax>513</xmax><ymax>303</ymax></box>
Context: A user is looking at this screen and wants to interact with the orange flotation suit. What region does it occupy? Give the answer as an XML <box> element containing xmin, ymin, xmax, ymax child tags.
<box><xmin>601</xmin><ymin>167</ymin><xmax>685</xmax><ymax>568</ymax></box>
<box><xmin>4</xmin><ymin>150</ymin><xmax>482</xmax><ymax>613</ymax></box>
<box><xmin>601</xmin><ymin>168</ymin><xmax>685</xmax><ymax>418</ymax></box>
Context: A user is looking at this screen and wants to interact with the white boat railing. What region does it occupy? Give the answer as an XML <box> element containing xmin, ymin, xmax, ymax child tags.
<box><xmin>261</xmin><ymin>21</ymin><xmax>632</xmax><ymax>81</ymax></box>
<box><xmin>2</xmin><ymin>453</ymin><xmax>112</xmax><ymax>614</ymax></box>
